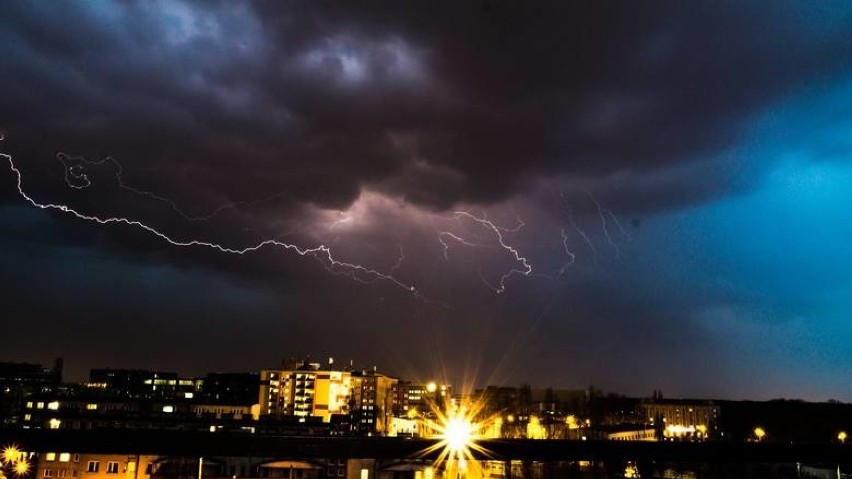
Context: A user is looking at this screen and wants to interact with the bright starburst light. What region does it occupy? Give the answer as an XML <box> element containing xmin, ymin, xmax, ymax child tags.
<box><xmin>421</xmin><ymin>401</ymin><xmax>494</xmax><ymax>471</ymax></box>
<box><xmin>1</xmin><ymin>445</ymin><xmax>30</xmax><ymax>478</ymax></box>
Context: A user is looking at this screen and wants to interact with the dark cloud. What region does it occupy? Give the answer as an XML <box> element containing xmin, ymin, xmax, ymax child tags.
<box><xmin>2</xmin><ymin>1</ymin><xmax>851</xmax><ymax>399</ymax></box>
<box><xmin>3</xmin><ymin>1</ymin><xmax>851</xmax><ymax>213</ymax></box>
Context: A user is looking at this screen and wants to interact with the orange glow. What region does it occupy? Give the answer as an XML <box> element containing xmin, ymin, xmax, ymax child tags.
<box><xmin>421</xmin><ymin>399</ymin><xmax>497</xmax><ymax>472</ymax></box>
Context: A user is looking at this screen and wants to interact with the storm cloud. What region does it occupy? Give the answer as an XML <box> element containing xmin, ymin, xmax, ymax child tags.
<box><xmin>2</xmin><ymin>1</ymin><xmax>851</xmax><ymax>400</ymax></box>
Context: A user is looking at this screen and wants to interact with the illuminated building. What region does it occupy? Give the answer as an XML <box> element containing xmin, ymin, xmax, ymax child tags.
<box><xmin>607</xmin><ymin>429</ymin><xmax>657</xmax><ymax>441</ymax></box>
<box><xmin>0</xmin><ymin>359</ymin><xmax>63</xmax><ymax>424</ymax></box>
<box><xmin>640</xmin><ymin>400</ymin><xmax>719</xmax><ymax>440</ymax></box>
<box><xmin>259</xmin><ymin>361</ymin><xmax>352</xmax><ymax>423</ymax></box>
<box><xmin>35</xmin><ymin>452</ymin><xmax>160</xmax><ymax>479</ymax></box>
<box><xmin>350</xmin><ymin>370</ymin><xmax>397</xmax><ymax>435</ymax></box>
<box><xmin>88</xmin><ymin>369</ymin><xmax>201</xmax><ymax>400</ymax></box>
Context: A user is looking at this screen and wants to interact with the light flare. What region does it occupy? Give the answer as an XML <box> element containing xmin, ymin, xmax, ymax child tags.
<box><xmin>1</xmin><ymin>445</ymin><xmax>30</xmax><ymax>477</ymax></box>
<box><xmin>13</xmin><ymin>460</ymin><xmax>29</xmax><ymax>476</ymax></box>
<box><xmin>422</xmin><ymin>404</ymin><xmax>490</xmax><ymax>466</ymax></box>
<box><xmin>2</xmin><ymin>447</ymin><xmax>20</xmax><ymax>466</ymax></box>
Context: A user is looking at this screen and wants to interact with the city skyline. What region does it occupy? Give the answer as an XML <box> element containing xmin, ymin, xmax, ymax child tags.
<box><xmin>2</xmin><ymin>2</ymin><xmax>851</xmax><ymax>401</ymax></box>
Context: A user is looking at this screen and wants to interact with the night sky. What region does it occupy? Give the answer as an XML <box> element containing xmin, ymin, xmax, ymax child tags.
<box><xmin>2</xmin><ymin>2</ymin><xmax>851</xmax><ymax>401</ymax></box>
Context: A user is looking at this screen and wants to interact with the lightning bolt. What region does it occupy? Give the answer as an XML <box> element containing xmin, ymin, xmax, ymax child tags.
<box><xmin>490</xmin><ymin>207</ymin><xmax>525</xmax><ymax>233</ymax></box>
<box><xmin>57</xmin><ymin>152</ymin><xmax>287</xmax><ymax>222</ymax></box>
<box><xmin>606</xmin><ymin>209</ymin><xmax>631</xmax><ymax>241</ymax></box>
<box><xmin>437</xmin><ymin>231</ymin><xmax>487</xmax><ymax>260</ymax></box>
<box><xmin>588</xmin><ymin>192</ymin><xmax>621</xmax><ymax>258</ymax></box>
<box><xmin>388</xmin><ymin>244</ymin><xmax>405</xmax><ymax>275</ymax></box>
<box><xmin>571</xmin><ymin>220</ymin><xmax>599</xmax><ymax>267</ymax></box>
<box><xmin>557</xmin><ymin>189</ymin><xmax>600</xmax><ymax>270</ymax></box>
<box><xmin>453</xmin><ymin>211</ymin><xmax>532</xmax><ymax>294</ymax></box>
<box><xmin>557</xmin><ymin>227</ymin><xmax>576</xmax><ymax>277</ymax></box>
<box><xmin>2</xmin><ymin>141</ymin><xmax>424</xmax><ymax>299</ymax></box>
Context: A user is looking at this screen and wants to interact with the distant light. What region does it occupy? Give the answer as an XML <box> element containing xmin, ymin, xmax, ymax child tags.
<box><xmin>426</xmin><ymin>382</ymin><xmax>437</xmax><ymax>393</ymax></box>
<box><xmin>162</xmin><ymin>405</ymin><xmax>174</xmax><ymax>413</ymax></box>
<box><xmin>839</xmin><ymin>431</ymin><xmax>847</xmax><ymax>444</ymax></box>
<box><xmin>4</xmin><ymin>446</ymin><xmax>21</xmax><ymax>463</ymax></box>
<box><xmin>15</xmin><ymin>459</ymin><xmax>30</xmax><ymax>476</ymax></box>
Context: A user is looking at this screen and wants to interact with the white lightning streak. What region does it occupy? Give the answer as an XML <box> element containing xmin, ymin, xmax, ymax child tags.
<box><xmin>389</xmin><ymin>244</ymin><xmax>405</xmax><ymax>275</ymax></box>
<box><xmin>437</xmin><ymin>231</ymin><xmax>487</xmax><ymax>260</ymax></box>
<box><xmin>454</xmin><ymin>211</ymin><xmax>532</xmax><ymax>294</ymax></box>
<box><xmin>491</xmin><ymin>207</ymin><xmax>525</xmax><ymax>233</ymax></box>
<box><xmin>588</xmin><ymin>192</ymin><xmax>622</xmax><ymax>258</ymax></box>
<box><xmin>571</xmin><ymin>221</ymin><xmax>599</xmax><ymax>268</ymax></box>
<box><xmin>3</xmin><ymin>146</ymin><xmax>422</xmax><ymax>298</ymax></box>
<box><xmin>57</xmin><ymin>152</ymin><xmax>286</xmax><ymax>222</ymax></box>
<box><xmin>558</xmin><ymin>227</ymin><xmax>576</xmax><ymax>277</ymax></box>
<box><xmin>607</xmin><ymin>209</ymin><xmax>632</xmax><ymax>241</ymax></box>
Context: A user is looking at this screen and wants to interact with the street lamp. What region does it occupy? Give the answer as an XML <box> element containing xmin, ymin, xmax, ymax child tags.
<box><xmin>839</xmin><ymin>431</ymin><xmax>847</xmax><ymax>444</ymax></box>
<box><xmin>753</xmin><ymin>427</ymin><xmax>766</xmax><ymax>442</ymax></box>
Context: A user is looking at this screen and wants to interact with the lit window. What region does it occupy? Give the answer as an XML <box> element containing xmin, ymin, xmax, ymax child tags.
<box><xmin>37</xmin><ymin>402</ymin><xmax>45</xmax><ymax>409</ymax></box>
<box><xmin>26</xmin><ymin>402</ymin><xmax>33</xmax><ymax>409</ymax></box>
<box><xmin>127</xmin><ymin>462</ymin><xmax>136</xmax><ymax>474</ymax></box>
<box><xmin>47</xmin><ymin>401</ymin><xmax>60</xmax><ymax>410</ymax></box>
<box><xmin>24</xmin><ymin>414</ymin><xmax>31</xmax><ymax>421</ymax></box>
<box><xmin>46</xmin><ymin>453</ymin><xmax>56</xmax><ymax>462</ymax></box>
<box><xmin>49</xmin><ymin>418</ymin><xmax>61</xmax><ymax>429</ymax></box>
<box><xmin>184</xmin><ymin>392</ymin><xmax>194</xmax><ymax>399</ymax></box>
<box><xmin>162</xmin><ymin>405</ymin><xmax>174</xmax><ymax>413</ymax></box>
<box><xmin>86</xmin><ymin>404</ymin><xmax>97</xmax><ymax>411</ymax></box>
<box><xmin>106</xmin><ymin>462</ymin><xmax>119</xmax><ymax>474</ymax></box>
<box><xmin>59</xmin><ymin>453</ymin><xmax>71</xmax><ymax>463</ymax></box>
<box><xmin>87</xmin><ymin>461</ymin><xmax>99</xmax><ymax>473</ymax></box>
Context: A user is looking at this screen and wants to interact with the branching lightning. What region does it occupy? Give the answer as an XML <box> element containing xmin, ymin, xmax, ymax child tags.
<box><xmin>57</xmin><ymin>152</ymin><xmax>286</xmax><ymax>222</ymax></box>
<box><xmin>491</xmin><ymin>207</ymin><xmax>525</xmax><ymax>233</ymax></box>
<box><xmin>452</xmin><ymin>211</ymin><xmax>533</xmax><ymax>294</ymax></box>
<box><xmin>588</xmin><ymin>192</ymin><xmax>621</xmax><ymax>258</ymax></box>
<box><xmin>388</xmin><ymin>244</ymin><xmax>405</xmax><ymax>275</ymax></box>
<box><xmin>5</xmin><ymin>138</ymin><xmax>635</xmax><ymax>298</ymax></box>
<box><xmin>437</xmin><ymin>231</ymin><xmax>487</xmax><ymax>260</ymax></box>
<box><xmin>3</xmin><ymin>143</ymin><xmax>424</xmax><ymax>298</ymax></box>
<box><xmin>570</xmin><ymin>216</ymin><xmax>599</xmax><ymax>267</ymax></box>
<box><xmin>558</xmin><ymin>227</ymin><xmax>576</xmax><ymax>277</ymax></box>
